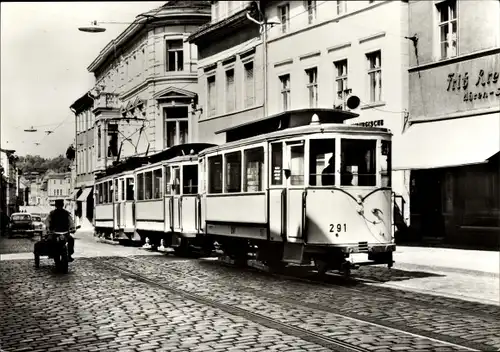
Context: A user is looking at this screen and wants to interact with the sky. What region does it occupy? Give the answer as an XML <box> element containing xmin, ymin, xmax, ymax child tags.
<box><xmin>1</xmin><ymin>1</ymin><xmax>165</xmax><ymax>158</ymax></box>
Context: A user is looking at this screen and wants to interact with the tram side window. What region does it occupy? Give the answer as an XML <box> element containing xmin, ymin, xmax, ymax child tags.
<box><xmin>341</xmin><ymin>139</ymin><xmax>376</xmax><ymax>186</ymax></box>
<box><xmin>145</xmin><ymin>171</ymin><xmax>153</xmax><ymax>200</ymax></box>
<box><xmin>114</xmin><ymin>179</ymin><xmax>119</xmax><ymax>202</ymax></box>
<box><xmin>164</xmin><ymin>166</ymin><xmax>171</xmax><ymax>195</ymax></box>
<box><xmin>137</xmin><ymin>173</ymin><xmax>144</xmax><ymax>200</ymax></box>
<box><xmin>309</xmin><ymin>139</ymin><xmax>335</xmax><ymax>186</ymax></box>
<box><xmin>172</xmin><ymin>167</ymin><xmax>181</xmax><ymax>195</ymax></box>
<box><xmin>108</xmin><ymin>180</ymin><xmax>113</xmax><ymax>203</ymax></box>
<box><xmin>121</xmin><ymin>179</ymin><xmax>125</xmax><ymax>201</ymax></box>
<box><xmin>244</xmin><ymin>147</ymin><xmax>264</xmax><ymax>192</ymax></box>
<box><xmin>103</xmin><ymin>182</ymin><xmax>109</xmax><ymax>203</ymax></box>
<box><xmin>199</xmin><ymin>159</ymin><xmax>206</xmax><ymax>193</ymax></box>
<box><xmin>126</xmin><ymin>178</ymin><xmax>134</xmax><ymax>201</ymax></box>
<box><xmin>208</xmin><ymin>155</ymin><xmax>223</xmax><ymax>194</ymax></box>
<box><xmin>271</xmin><ymin>143</ymin><xmax>283</xmax><ymax>186</ymax></box>
<box><xmin>381</xmin><ymin>140</ymin><xmax>392</xmax><ymax>187</ymax></box>
<box><xmin>225</xmin><ymin>152</ymin><xmax>242</xmax><ymax>193</ymax></box>
<box><xmin>289</xmin><ymin>143</ymin><xmax>305</xmax><ymax>186</ymax></box>
<box><xmin>153</xmin><ymin>169</ymin><xmax>163</xmax><ymax>199</ymax></box>
<box><xmin>183</xmin><ymin>165</ymin><xmax>198</xmax><ymax>194</ymax></box>
<box><xmin>98</xmin><ymin>184</ymin><xmax>102</xmax><ymax>204</ymax></box>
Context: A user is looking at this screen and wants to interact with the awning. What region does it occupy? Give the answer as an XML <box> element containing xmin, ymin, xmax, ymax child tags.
<box><xmin>393</xmin><ymin>113</ymin><xmax>500</xmax><ymax>170</ymax></box>
<box><xmin>76</xmin><ymin>187</ymin><xmax>93</xmax><ymax>202</ymax></box>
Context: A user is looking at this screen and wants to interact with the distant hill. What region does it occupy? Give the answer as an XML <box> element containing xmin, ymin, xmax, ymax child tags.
<box><xmin>17</xmin><ymin>154</ymin><xmax>70</xmax><ymax>175</ymax></box>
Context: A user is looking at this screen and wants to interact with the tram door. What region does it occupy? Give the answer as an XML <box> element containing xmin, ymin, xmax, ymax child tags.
<box><xmin>171</xmin><ymin>166</ymin><xmax>182</xmax><ymax>232</ymax></box>
<box><xmin>268</xmin><ymin>141</ymin><xmax>306</xmax><ymax>243</ymax></box>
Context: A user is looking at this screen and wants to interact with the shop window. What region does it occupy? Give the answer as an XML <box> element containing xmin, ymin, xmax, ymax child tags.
<box><xmin>137</xmin><ymin>173</ymin><xmax>144</xmax><ymax>201</ymax></box>
<box><xmin>309</xmin><ymin>139</ymin><xmax>335</xmax><ymax>186</ymax></box>
<box><xmin>341</xmin><ymin>139</ymin><xmax>376</xmax><ymax>186</ymax></box>
<box><xmin>381</xmin><ymin>140</ymin><xmax>392</xmax><ymax>187</ymax></box>
<box><xmin>153</xmin><ymin>169</ymin><xmax>163</xmax><ymax>199</ymax></box>
<box><xmin>183</xmin><ymin>165</ymin><xmax>198</xmax><ymax>195</ymax></box>
<box><xmin>289</xmin><ymin>143</ymin><xmax>305</xmax><ymax>186</ymax></box>
<box><xmin>126</xmin><ymin>178</ymin><xmax>134</xmax><ymax>201</ymax></box>
<box><xmin>144</xmin><ymin>171</ymin><xmax>153</xmax><ymax>200</ymax></box>
<box><xmin>208</xmin><ymin>155</ymin><xmax>223</xmax><ymax>194</ymax></box>
<box><xmin>271</xmin><ymin>143</ymin><xmax>283</xmax><ymax>186</ymax></box>
<box><xmin>225</xmin><ymin>152</ymin><xmax>242</xmax><ymax>193</ymax></box>
<box><xmin>244</xmin><ymin>147</ymin><xmax>264</xmax><ymax>192</ymax></box>
<box><xmin>166</xmin><ymin>40</ymin><xmax>184</xmax><ymax>72</ymax></box>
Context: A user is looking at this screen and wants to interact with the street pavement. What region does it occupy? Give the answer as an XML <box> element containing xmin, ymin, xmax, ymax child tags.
<box><xmin>1</xmin><ymin>231</ymin><xmax>499</xmax><ymax>352</ymax></box>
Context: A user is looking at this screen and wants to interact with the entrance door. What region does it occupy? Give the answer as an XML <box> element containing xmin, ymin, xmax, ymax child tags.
<box><xmin>410</xmin><ymin>170</ymin><xmax>444</xmax><ymax>239</ymax></box>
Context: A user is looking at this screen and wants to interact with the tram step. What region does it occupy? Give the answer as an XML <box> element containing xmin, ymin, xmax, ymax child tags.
<box><xmin>282</xmin><ymin>243</ymin><xmax>305</xmax><ymax>264</ymax></box>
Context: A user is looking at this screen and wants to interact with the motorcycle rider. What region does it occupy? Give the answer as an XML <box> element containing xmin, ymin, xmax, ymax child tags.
<box><xmin>45</xmin><ymin>199</ymin><xmax>75</xmax><ymax>262</ymax></box>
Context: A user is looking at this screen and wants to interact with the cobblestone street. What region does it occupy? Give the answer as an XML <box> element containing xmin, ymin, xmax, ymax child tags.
<box><xmin>1</xmin><ymin>232</ymin><xmax>499</xmax><ymax>352</ymax></box>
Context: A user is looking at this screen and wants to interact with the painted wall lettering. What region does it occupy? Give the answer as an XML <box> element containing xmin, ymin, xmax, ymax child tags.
<box><xmin>446</xmin><ymin>68</ymin><xmax>500</xmax><ymax>102</ymax></box>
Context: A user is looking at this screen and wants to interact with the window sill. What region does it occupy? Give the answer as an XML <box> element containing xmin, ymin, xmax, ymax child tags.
<box><xmin>201</xmin><ymin>104</ymin><xmax>263</xmax><ymax>122</ymax></box>
<box><xmin>361</xmin><ymin>101</ymin><xmax>386</xmax><ymax>110</ymax></box>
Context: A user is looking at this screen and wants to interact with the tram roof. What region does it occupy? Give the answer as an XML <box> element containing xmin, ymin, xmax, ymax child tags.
<box><xmin>147</xmin><ymin>143</ymin><xmax>216</xmax><ymax>164</ymax></box>
<box><xmin>215</xmin><ymin>108</ymin><xmax>360</xmax><ymax>143</ymax></box>
<box><xmin>200</xmin><ymin>122</ymin><xmax>391</xmax><ymax>157</ymax></box>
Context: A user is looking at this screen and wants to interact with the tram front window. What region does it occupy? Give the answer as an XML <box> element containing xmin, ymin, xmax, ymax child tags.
<box><xmin>126</xmin><ymin>178</ymin><xmax>134</xmax><ymax>201</ymax></box>
<box><xmin>183</xmin><ymin>165</ymin><xmax>198</xmax><ymax>194</ymax></box>
<box><xmin>341</xmin><ymin>139</ymin><xmax>376</xmax><ymax>186</ymax></box>
<box><xmin>309</xmin><ymin>139</ymin><xmax>335</xmax><ymax>186</ymax></box>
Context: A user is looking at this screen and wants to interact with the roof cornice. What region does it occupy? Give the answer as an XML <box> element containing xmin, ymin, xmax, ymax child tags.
<box><xmin>87</xmin><ymin>6</ymin><xmax>210</xmax><ymax>74</ymax></box>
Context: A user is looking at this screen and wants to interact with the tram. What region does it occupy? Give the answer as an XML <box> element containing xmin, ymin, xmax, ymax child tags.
<box><xmin>197</xmin><ymin>108</ymin><xmax>395</xmax><ymax>274</ymax></box>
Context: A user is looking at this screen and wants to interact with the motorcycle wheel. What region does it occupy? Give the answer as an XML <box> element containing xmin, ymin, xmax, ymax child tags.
<box><xmin>59</xmin><ymin>246</ymin><xmax>69</xmax><ymax>274</ymax></box>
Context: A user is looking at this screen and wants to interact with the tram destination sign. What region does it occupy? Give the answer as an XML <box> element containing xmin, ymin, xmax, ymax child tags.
<box><xmin>353</xmin><ymin>120</ymin><xmax>384</xmax><ymax>127</ymax></box>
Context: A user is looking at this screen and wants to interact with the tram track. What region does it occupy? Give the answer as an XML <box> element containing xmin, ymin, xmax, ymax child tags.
<box><xmin>102</xmin><ymin>255</ymin><xmax>485</xmax><ymax>351</ymax></box>
<box><xmin>103</xmin><ymin>260</ymin><xmax>371</xmax><ymax>352</ymax></box>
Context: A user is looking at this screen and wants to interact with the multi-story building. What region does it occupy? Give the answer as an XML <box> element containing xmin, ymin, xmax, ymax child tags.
<box><xmin>0</xmin><ymin>148</ymin><xmax>20</xmax><ymax>216</ymax></box>
<box><xmin>187</xmin><ymin>1</ymin><xmax>265</xmax><ymax>144</ymax></box>
<box><xmin>45</xmin><ymin>171</ymin><xmax>71</xmax><ymax>206</ymax></box>
<box><xmin>70</xmin><ymin>1</ymin><xmax>211</xmax><ymax>228</ymax></box>
<box><xmin>393</xmin><ymin>0</ymin><xmax>500</xmax><ymax>248</ymax></box>
<box><xmin>188</xmin><ymin>0</ymin><xmax>411</xmax><ymax>226</ymax></box>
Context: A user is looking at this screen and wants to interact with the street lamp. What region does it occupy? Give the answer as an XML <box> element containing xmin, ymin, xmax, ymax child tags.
<box><xmin>78</xmin><ymin>14</ymin><xmax>160</xmax><ymax>33</ymax></box>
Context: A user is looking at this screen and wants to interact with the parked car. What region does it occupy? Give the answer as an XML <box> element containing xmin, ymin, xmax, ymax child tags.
<box><xmin>8</xmin><ymin>213</ymin><xmax>36</xmax><ymax>238</ymax></box>
<box><xmin>31</xmin><ymin>215</ymin><xmax>45</xmax><ymax>236</ymax></box>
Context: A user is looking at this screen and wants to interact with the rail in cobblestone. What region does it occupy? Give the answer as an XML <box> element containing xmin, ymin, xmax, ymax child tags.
<box><xmin>104</xmin><ymin>256</ymin><xmax>483</xmax><ymax>352</ymax></box>
<box><xmin>105</xmin><ymin>262</ymin><xmax>371</xmax><ymax>352</ymax></box>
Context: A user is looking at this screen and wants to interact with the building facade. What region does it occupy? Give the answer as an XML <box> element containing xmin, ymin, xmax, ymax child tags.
<box><xmin>187</xmin><ymin>1</ymin><xmax>265</xmax><ymax>144</ymax></box>
<box><xmin>45</xmin><ymin>171</ymin><xmax>72</xmax><ymax>206</ymax></box>
<box><xmin>188</xmin><ymin>0</ymin><xmax>411</xmax><ymax>227</ymax></box>
<box><xmin>393</xmin><ymin>0</ymin><xmax>500</xmax><ymax>248</ymax></box>
<box><xmin>0</xmin><ymin>149</ymin><xmax>20</xmax><ymax>216</ymax></box>
<box><xmin>70</xmin><ymin>1</ymin><xmax>211</xmax><ymax>229</ymax></box>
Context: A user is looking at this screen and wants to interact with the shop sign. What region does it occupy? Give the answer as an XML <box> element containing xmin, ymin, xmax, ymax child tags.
<box><xmin>353</xmin><ymin>119</ymin><xmax>384</xmax><ymax>127</ymax></box>
<box><xmin>446</xmin><ymin>69</ymin><xmax>500</xmax><ymax>102</ymax></box>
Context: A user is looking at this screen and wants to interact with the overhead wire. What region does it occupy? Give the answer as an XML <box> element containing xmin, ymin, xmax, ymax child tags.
<box><xmin>35</xmin><ymin>1</ymin><xmax>411</xmax><ymax>153</ymax></box>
